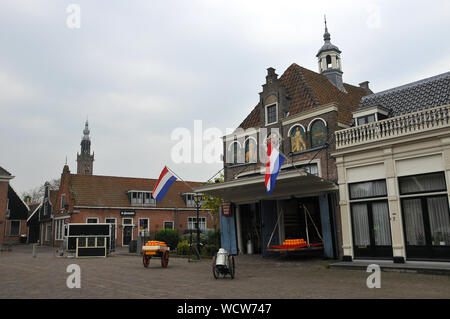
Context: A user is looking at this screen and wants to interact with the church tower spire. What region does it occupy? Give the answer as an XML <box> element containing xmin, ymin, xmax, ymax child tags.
<box><xmin>316</xmin><ymin>16</ymin><xmax>346</xmax><ymax>92</ymax></box>
<box><xmin>77</xmin><ymin>119</ymin><xmax>94</xmax><ymax>175</ymax></box>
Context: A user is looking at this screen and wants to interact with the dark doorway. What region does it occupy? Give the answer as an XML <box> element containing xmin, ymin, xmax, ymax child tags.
<box><xmin>402</xmin><ymin>195</ymin><xmax>450</xmax><ymax>260</ymax></box>
<box><xmin>351</xmin><ymin>200</ymin><xmax>392</xmax><ymax>258</ymax></box>
<box><xmin>123</xmin><ymin>226</ymin><xmax>132</xmax><ymax>246</ymax></box>
<box><xmin>240</xmin><ymin>203</ymin><xmax>261</xmax><ymax>254</ymax></box>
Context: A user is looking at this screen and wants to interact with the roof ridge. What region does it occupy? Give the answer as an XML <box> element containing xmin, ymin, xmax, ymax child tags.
<box><xmin>362</xmin><ymin>71</ymin><xmax>450</xmax><ymax>100</ymax></box>
<box><xmin>69</xmin><ymin>173</ymin><xmax>201</xmax><ymax>184</ymax></box>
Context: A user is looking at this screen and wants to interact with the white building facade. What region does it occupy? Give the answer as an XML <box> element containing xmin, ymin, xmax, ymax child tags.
<box><xmin>333</xmin><ymin>72</ymin><xmax>450</xmax><ymax>262</ymax></box>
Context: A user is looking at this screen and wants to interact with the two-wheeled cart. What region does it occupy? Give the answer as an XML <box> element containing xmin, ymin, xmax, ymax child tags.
<box><xmin>212</xmin><ymin>248</ymin><xmax>235</xmax><ymax>279</ymax></box>
<box><xmin>142</xmin><ymin>241</ymin><xmax>170</xmax><ymax>268</ymax></box>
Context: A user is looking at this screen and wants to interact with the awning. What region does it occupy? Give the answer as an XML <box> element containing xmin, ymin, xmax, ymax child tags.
<box><xmin>194</xmin><ymin>169</ymin><xmax>337</xmax><ymax>204</ymax></box>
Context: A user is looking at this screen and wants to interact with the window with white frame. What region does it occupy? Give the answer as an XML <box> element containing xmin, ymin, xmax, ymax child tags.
<box><xmin>129</xmin><ymin>191</ymin><xmax>156</xmax><ymax>206</ymax></box>
<box><xmin>265</xmin><ymin>103</ymin><xmax>277</xmax><ymax>125</ymax></box>
<box><xmin>55</xmin><ymin>219</ymin><xmax>65</xmax><ymax>240</ymax></box>
<box><xmin>188</xmin><ymin>217</ymin><xmax>206</xmax><ymax>230</ymax></box>
<box><xmin>10</xmin><ymin>220</ymin><xmax>20</xmax><ymax>236</ymax></box>
<box><xmin>164</xmin><ymin>221</ymin><xmax>174</xmax><ymax>230</ymax></box>
<box><xmin>86</xmin><ymin>218</ymin><xmax>98</xmax><ymax>223</ymax></box>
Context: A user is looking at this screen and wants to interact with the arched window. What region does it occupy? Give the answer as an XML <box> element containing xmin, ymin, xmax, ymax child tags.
<box><xmin>309</xmin><ymin>119</ymin><xmax>327</xmax><ymax>148</ymax></box>
<box><xmin>244</xmin><ymin>138</ymin><xmax>257</xmax><ymax>163</ymax></box>
<box><xmin>227</xmin><ymin>141</ymin><xmax>241</xmax><ymax>165</ymax></box>
<box><xmin>289</xmin><ymin>125</ymin><xmax>307</xmax><ymax>153</ymax></box>
<box><xmin>326</xmin><ymin>55</ymin><xmax>332</xmax><ymax>69</ymax></box>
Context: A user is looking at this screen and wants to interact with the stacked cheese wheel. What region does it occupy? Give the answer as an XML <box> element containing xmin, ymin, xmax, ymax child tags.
<box><xmin>145</xmin><ymin>241</ymin><xmax>167</xmax><ymax>247</ymax></box>
<box><xmin>283</xmin><ymin>239</ymin><xmax>306</xmax><ymax>246</ymax></box>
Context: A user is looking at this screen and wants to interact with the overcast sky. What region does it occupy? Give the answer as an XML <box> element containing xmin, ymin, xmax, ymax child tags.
<box><xmin>1</xmin><ymin>0</ymin><xmax>450</xmax><ymax>195</ymax></box>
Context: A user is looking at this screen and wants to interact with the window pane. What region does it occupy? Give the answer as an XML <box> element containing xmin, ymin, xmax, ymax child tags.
<box><xmin>402</xmin><ymin>198</ymin><xmax>426</xmax><ymax>246</ymax></box>
<box><xmin>399</xmin><ymin>172</ymin><xmax>447</xmax><ymax>195</ymax></box>
<box><xmin>427</xmin><ymin>196</ymin><xmax>450</xmax><ymax>246</ymax></box>
<box><xmin>351</xmin><ymin>203</ymin><xmax>370</xmax><ymax>246</ymax></box>
<box><xmin>267</xmin><ymin>105</ymin><xmax>276</xmax><ymax>124</ymax></box>
<box><xmin>372</xmin><ymin>202</ymin><xmax>392</xmax><ymax>246</ymax></box>
<box><xmin>10</xmin><ymin>221</ymin><xmax>20</xmax><ymax>236</ymax></box>
<box><xmin>349</xmin><ymin>180</ymin><xmax>387</xmax><ymax>199</ymax></box>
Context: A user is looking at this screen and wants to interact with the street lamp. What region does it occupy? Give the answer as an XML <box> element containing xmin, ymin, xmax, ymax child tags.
<box><xmin>193</xmin><ymin>193</ymin><xmax>203</xmax><ymax>255</ymax></box>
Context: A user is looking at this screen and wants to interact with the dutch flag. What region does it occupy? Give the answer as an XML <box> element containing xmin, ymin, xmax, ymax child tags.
<box><xmin>152</xmin><ymin>166</ymin><xmax>177</xmax><ymax>202</ymax></box>
<box><xmin>265</xmin><ymin>141</ymin><xmax>285</xmax><ymax>194</ymax></box>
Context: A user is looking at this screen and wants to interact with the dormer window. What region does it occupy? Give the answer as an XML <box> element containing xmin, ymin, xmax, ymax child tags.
<box><xmin>182</xmin><ymin>193</ymin><xmax>204</xmax><ymax>208</ymax></box>
<box><xmin>353</xmin><ymin>106</ymin><xmax>390</xmax><ymax>127</ymax></box>
<box><xmin>357</xmin><ymin>114</ymin><xmax>376</xmax><ymax>126</ymax></box>
<box><xmin>265</xmin><ymin>103</ymin><xmax>278</xmax><ymax>125</ymax></box>
<box><xmin>128</xmin><ymin>191</ymin><xmax>156</xmax><ymax>206</ymax></box>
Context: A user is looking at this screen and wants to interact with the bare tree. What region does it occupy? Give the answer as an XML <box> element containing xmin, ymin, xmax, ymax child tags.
<box><xmin>22</xmin><ymin>178</ymin><xmax>60</xmax><ymax>203</ymax></box>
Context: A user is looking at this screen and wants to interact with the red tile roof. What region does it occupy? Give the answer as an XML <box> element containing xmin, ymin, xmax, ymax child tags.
<box><xmin>238</xmin><ymin>63</ymin><xmax>368</xmax><ymax>129</ymax></box>
<box><xmin>67</xmin><ymin>174</ymin><xmax>201</xmax><ymax>208</ymax></box>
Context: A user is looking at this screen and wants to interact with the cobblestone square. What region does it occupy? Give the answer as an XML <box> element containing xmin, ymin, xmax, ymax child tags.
<box><xmin>1</xmin><ymin>245</ymin><xmax>450</xmax><ymax>299</ymax></box>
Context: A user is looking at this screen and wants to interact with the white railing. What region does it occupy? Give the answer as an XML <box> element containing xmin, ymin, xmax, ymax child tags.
<box><xmin>335</xmin><ymin>104</ymin><xmax>450</xmax><ymax>149</ymax></box>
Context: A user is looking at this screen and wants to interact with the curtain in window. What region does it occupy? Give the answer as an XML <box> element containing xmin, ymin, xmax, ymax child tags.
<box><xmin>427</xmin><ymin>196</ymin><xmax>450</xmax><ymax>246</ymax></box>
<box><xmin>352</xmin><ymin>203</ymin><xmax>370</xmax><ymax>246</ymax></box>
<box><xmin>372</xmin><ymin>202</ymin><xmax>392</xmax><ymax>246</ymax></box>
<box><xmin>399</xmin><ymin>172</ymin><xmax>446</xmax><ymax>195</ymax></box>
<box><xmin>402</xmin><ymin>198</ymin><xmax>426</xmax><ymax>246</ymax></box>
<box><xmin>349</xmin><ymin>180</ymin><xmax>387</xmax><ymax>199</ymax></box>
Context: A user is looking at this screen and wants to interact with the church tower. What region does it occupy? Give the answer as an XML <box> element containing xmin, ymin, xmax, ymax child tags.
<box><xmin>77</xmin><ymin>120</ymin><xmax>94</xmax><ymax>175</ymax></box>
<box><xmin>316</xmin><ymin>17</ymin><xmax>346</xmax><ymax>92</ymax></box>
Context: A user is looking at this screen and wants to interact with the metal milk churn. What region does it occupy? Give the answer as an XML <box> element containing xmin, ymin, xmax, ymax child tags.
<box><xmin>215</xmin><ymin>248</ymin><xmax>229</xmax><ymax>267</ymax></box>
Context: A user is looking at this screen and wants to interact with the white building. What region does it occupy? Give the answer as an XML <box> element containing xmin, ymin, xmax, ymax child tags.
<box><xmin>333</xmin><ymin>71</ymin><xmax>450</xmax><ymax>262</ymax></box>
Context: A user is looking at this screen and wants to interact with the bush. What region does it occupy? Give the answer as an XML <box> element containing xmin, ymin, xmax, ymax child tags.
<box><xmin>201</xmin><ymin>244</ymin><xmax>219</xmax><ymax>256</ymax></box>
<box><xmin>155</xmin><ymin>229</ymin><xmax>179</xmax><ymax>250</ymax></box>
<box><xmin>207</xmin><ymin>229</ymin><xmax>221</xmax><ymax>246</ymax></box>
<box><xmin>181</xmin><ymin>232</ymin><xmax>206</xmax><ymax>245</ymax></box>
<box><xmin>176</xmin><ymin>240</ymin><xmax>190</xmax><ymax>255</ymax></box>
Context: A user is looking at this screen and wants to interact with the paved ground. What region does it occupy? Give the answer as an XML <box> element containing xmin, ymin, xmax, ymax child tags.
<box><xmin>1</xmin><ymin>245</ymin><xmax>450</xmax><ymax>299</ymax></box>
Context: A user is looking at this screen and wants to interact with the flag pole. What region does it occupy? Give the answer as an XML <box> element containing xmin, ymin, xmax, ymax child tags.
<box><xmin>166</xmin><ymin>166</ymin><xmax>196</xmax><ymax>192</ymax></box>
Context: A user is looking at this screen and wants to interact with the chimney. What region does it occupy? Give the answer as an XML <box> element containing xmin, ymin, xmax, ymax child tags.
<box><xmin>266</xmin><ymin>67</ymin><xmax>278</xmax><ymax>84</ymax></box>
<box><xmin>359</xmin><ymin>81</ymin><xmax>372</xmax><ymax>93</ymax></box>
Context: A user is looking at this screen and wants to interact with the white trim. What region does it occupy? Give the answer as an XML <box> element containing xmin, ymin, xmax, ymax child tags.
<box><xmin>138</xmin><ymin>217</ymin><xmax>150</xmax><ymax>232</ymax></box>
<box><xmin>187</xmin><ymin>216</ymin><xmax>207</xmax><ymax>231</ymax></box>
<box><xmin>265</xmin><ymin>102</ymin><xmax>278</xmax><ymax>126</ymax></box>
<box><xmin>9</xmin><ymin>184</ymin><xmax>30</xmax><ymax>211</ymax></box>
<box><xmin>227</xmin><ymin>140</ymin><xmax>242</xmax><ymax>151</ymax></box>
<box><xmin>86</xmin><ymin>217</ymin><xmax>99</xmax><ymax>223</ymax></box>
<box><xmin>163</xmin><ymin>220</ymin><xmax>174</xmax><ymax>230</ymax></box>
<box><xmin>105</xmin><ymin>217</ymin><xmax>117</xmax><ymax>241</ymax></box>
<box><xmin>122</xmin><ymin>217</ymin><xmax>134</xmax><ymax>246</ymax></box>
<box><xmin>307</xmin><ymin>118</ymin><xmax>327</xmax><ymax>132</ymax></box>
<box><xmin>287</xmin><ymin>123</ymin><xmax>307</xmax><ymax>136</ymax></box>
<box><xmin>26</xmin><ymin>203</ymin><xmax>42</xmax><ymax>222</ymax></box>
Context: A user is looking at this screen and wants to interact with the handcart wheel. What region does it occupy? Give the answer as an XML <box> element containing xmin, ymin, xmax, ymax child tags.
<box><xmin>228</xmin><ymin>256</ymin><xmax>235</xmax><ymax>279</ymax></box>
<box><xmin>143</xmin><ymin>255</ymin><xmax>150</xmax><ymax>268</ymax></box>
<box><xmin>161</xmin><ymin>251</ymin><xmax>169</xmax><ymax>268</ymax></box>
<box><xmin>212</xmin><ymin>256</ymin><xmax>219</xmax><ymax>279</ymax></box>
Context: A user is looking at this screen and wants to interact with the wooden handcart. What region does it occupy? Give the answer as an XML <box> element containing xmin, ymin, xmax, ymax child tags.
<box><xmin>142</xmin><ymin>241</ymin><xmax>170</xmax><ymax>268</ymax></box>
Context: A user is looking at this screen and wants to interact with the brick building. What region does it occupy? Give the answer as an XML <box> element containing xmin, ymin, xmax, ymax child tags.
<box><xmin>197</xmin><ymin>22</ymin><xmax>370</xmax><ymax>258</ymax></box>
<box><xmin>50</xmin><ymin>165</ymin><xmax>215</xmax><ymax>247</ymax></box>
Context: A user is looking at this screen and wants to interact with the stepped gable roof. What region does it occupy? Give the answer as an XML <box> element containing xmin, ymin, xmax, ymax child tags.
<box><xmin>238</xmin><ymin>63</ymin><xmax>369</xmax><ymax>129</ymax></box>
